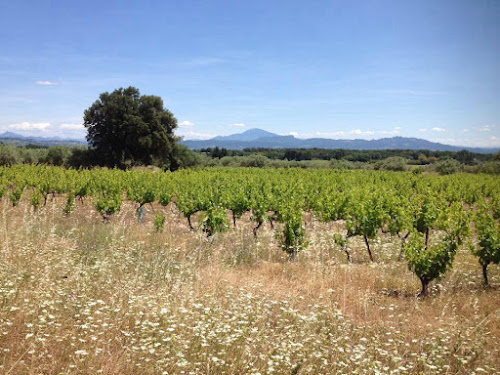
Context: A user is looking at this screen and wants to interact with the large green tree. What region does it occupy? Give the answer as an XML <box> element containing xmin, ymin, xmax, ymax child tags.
<box><xmin>83</xmin><ymin>87</ymin><xmax>178</xmax><ymax>168</ymax></box>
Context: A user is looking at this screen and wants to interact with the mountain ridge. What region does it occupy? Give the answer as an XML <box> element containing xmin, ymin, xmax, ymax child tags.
<box><xmin>1</xmin><ymin>129</ymin><xmax>498</xmax><ymax>153</ymax></box>
<box><xmin>0</xmin><ymin>132</ymin><xmax>86</xmax><ymax>147</ymax></box>
<box><xmin>181</xmin><ymin>129</ymin><xmax>498</xmax><ymax>153</ymax></box>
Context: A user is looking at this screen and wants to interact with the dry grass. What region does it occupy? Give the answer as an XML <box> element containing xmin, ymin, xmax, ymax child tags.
<box><xmin>1</xmin><ymin>197</ymin><xmax>499</xmax><ymax>374</ymax></box>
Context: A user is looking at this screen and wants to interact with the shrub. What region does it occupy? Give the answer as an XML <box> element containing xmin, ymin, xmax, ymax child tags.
<box><xmin>432</xmin><ymin>159</ymin><xmax>462</xmax><ymax>175</ymax></box>
<box><xmin>374</xmin><ymin>157</ymin><xmax>408</xmax><ymax>172</ymax></box>
<box><xmin>240</xmin><ymin>155</ymin><xmax>269</xmax><ymax>168</ymax></box>
<box><xmin>0</xmin><ymin>145</ymin><xmax>19</xmax><ymax>166</ymax></box>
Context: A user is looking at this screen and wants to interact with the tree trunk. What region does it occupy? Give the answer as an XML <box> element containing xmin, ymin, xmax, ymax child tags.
<box><xmin>137</xmin><ymin>204</ymin><xmax>145</xmax><ymax>223</ymax></box>
<box><xmin>425</xmin><ymin>228</ymin><xmax>430</xmax><ymax>251</ymax></box>
<box><xmin>418</xmin><ymin>277</ymin><xmax>429</xmax><ymax>297</ymax></box>
<box><xmin>232</xmin><ymin>212</ymin><xmax>237</xmax><ymax>228</ymax></box>
<box><xmin>344</xmin><ymin>248</ymin><xmax>352</xmax><ymax>263</ymax></box>
<box><xmin>253</xmin><ymin>220</ymin><xmax>263</xmax><ymax>238</ymax></box>
<box><xmin>398</xmin><ymin>231</ymin><xmax>410</xmax><ymax>261</ymax></box>
<box><xmin>288</xmin><ymin>239</ymin><xmax>299</xmax><ymax>262</ymax></box>
<box><xmin>288</xmin><ymin>250</ymin><xmax>298</xmax><ymax>262</ymax></box>
<box><xmin>482</xmin><ymin>261</ymin><xmax>490</xmax><ymax>287</ymax></box>
<box><xmin>187</xmin><ymin>216</ymin><xmax>194</xmax><ymax>232</ymax></box>
<box><xmin>363</xmin><ymin>235</ymin><xmax>374</xmax><ymax>262</ymax></box>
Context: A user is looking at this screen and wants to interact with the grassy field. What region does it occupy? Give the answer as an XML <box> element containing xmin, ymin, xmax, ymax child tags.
<box><xmin>1</xmin><ymin>197</ymin><xmax>499</xmax><ymax>374</ymax></box>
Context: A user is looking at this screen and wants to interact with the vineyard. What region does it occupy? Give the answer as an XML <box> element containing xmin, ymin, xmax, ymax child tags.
<box><xmin>1</xmin><ymin>165</ymin><xmax>500</xmax><ymax>374</ymax></box>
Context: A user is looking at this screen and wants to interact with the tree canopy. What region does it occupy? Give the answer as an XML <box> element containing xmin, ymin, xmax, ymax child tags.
<box><xmin>83</xmin><ymin>86</ymin><xmax>178</xmax><ymax>168</ymax></box>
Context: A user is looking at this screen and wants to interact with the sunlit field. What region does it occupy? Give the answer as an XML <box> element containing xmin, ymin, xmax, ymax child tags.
<box><xmin>1</xmin><ymin>194</ymin><xmax>499</xmax><ymax>375</ymax></box>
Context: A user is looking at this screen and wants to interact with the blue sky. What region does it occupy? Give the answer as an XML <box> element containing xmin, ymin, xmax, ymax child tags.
<box><xmin>1</xmin><ymin>0</ymin><xmax>499</xmax><ymax>147</ymax></box>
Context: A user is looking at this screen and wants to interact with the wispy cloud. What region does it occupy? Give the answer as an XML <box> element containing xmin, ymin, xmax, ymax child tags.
<box><xmin>352</xmin><ymin>129</ymin><xmax>375</xmax><ymax>136</ymax></box>
<box><xmin>9</xmin><ymin>122</ymin><xmax>50</xmax><ymax>130</ymax></box>
<box><xmin>419</xmin><ymin>127</ymin><xmax>446</xmax><ymax>133</ymax></box>
<box><xmin>232</xmin><ymin>123</ymin><xmax>246</xmax><ymax>128</ymax></box>
<box><xmin>479</xmin><ymin>125</ymin><xmax>495</xmax><ymax>132</ymax></box>
<box><xmin>431</xmin><ymin>127</ymin><xmax>446</xmax><ymax>132</ymax></box>
<box><xmin>313</xmin><ymin>129</ymin><xmax>376</xmax><ymax>138</ymax></box>
<box><xmin>35</xmin><ymin>80</ymin><xmax>58</xmax><ymax>86</ymax></box>
<box><xmin>289</xmin><ymin>128</ymin><xmax>393</xmax><ymax>139</ymax></box>
<box><xmin>380</xmin><ymin>127</ymin><xmax>402</xmax><ymax>136</ymax></box>
<box><xmin>176</xmin><ymin>129</ymin><xmax>215</xmax><ymax>140</ymax></box>
<box><xmin>179</xmin><ymin>120</ymin><xmax>194</xmax><ymax>128</ymax></box>
<box><xmin>429</xmin><ymin>136</ymin><xmax>500</xmax><ymax>148</ymax></box>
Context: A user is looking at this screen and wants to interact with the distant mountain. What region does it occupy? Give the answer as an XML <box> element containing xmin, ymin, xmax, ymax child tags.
<box><xmin>181</xmin><ymin>129</ymin><xmax>499</xmax><ymax>153</ymax></box>
<box><xmin>0</xmin><ymin>132</ymin><xmax>86</xmax><ymax>147</ymax></box>
<box><xmin>0</xmin><ymin>131</ymin><xmax>25</xmax><ymax>139</ymax></box>
<box><xmin>212</xmin><ymin>128</ymin><xmax>280</xmax><ymax>142</ymax></box>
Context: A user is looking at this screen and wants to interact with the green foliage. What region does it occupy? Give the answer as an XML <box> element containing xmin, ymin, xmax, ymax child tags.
<box><xmin>95</xmin><ymin>193</ymin><xmax>123</xmax><ymax>220</ymax></box>
<box><xmin>411</xmin><ymin>196</ymin><xmax>440</xmax><ymax>235</ymax></box>
<box><xmin>383</xmin><ymin>196</ymin><xmax>410</xmax><ymax>236</ymax></box>
<box><xmin>201</xmin><ymin>204</ymin><xmax>229</xmax><ymax>237</ymax></box>
<box><xmin>473</xmin><ymin>161</ymin><xmax>500</xmax><ymax>175</ymax></box>
<box><xmin>9</xmin><ymin>186</ymin><xmax>24</xmax><ymax>206</ymax></box>
<box><xmin>154</xmin><ymin>211</ymin><xmax>166</xmax><ymax>233</ymax></box>
<box><xmin>405</xmin><ymin>231</ymin><xmax>457</xmax><ymax>295</ymax></box>
<box><xmin>171</xmin><ymin>144</ymin><xmax>205</xmax><ymax>169</ymax></box>
<box><xmin>0</xmin><ymin>146</ymin><xmax>19</xmax><ymax>166</ymax></box>
<box><xmin>65</xmin><ymin>147</ymin><xmax>99</xmax><ymax>168</ymax></box>
<box><xmin>432</xmin><ymin>159</ymin><xmax>462</xmax><ymax>175</ymax></box>
<box><xmin>276</xmin><ymin>204</ymin><xmax>308</xmax><ymax>260</ymax></box>
<box><xmin>63</xmin><ymin>192</ymin><xmax>76</xmax><ymax>215</ymax></box>
<box><xmin>43</xmin><ymin>146</ymin><xmax>70</xmax><ymax>166</ymax></box>
<box><xmin>84</xmin><ymin>86</ymin><xmax>178</xmax><ymax>168</ymax></box>
<box><xmin>346</xmin><ymin>194</ymin><xmax>385</xmax><ymax>261</ymax></box>
<box><xmin>346</xmin><ymin>195</ymin><xmax>386</xmax><ymax>239</ymax></box>
<box><xmin>374</xmin><ymin>156</ymin><xmax>408</xmax><ymax>171</ymax></box>
<box><xmin>472</xmin><ymin>209</ymin><xmax>500</xmax><ymax>285</ymax></box>
<box><xmin>158</xmin><ymin>190</ymin><xmax>172</xmax><ymax>207</ymax></box>
<box><xmin>240</xmin><ymin>154</ymin><xmax>270</xmax><ymax>168</ymax></box>
<box><xmin>30</xmin><ymin>189</ymin><xmax>42</xmax><ymax>210</ymax></box>
<box><xmin>405</xmin><ymin>203</ymin><xmax>469</xmax><ymax>296</ymax></box>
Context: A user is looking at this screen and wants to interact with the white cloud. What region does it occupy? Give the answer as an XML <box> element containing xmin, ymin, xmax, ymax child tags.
<box><xmin>176</xmin><ymin>129</ymin><xmax>215</xmax><ymax>140</ymax></box>
<box><xmin>232</xmin><ymin>123</ymin><xmax>246</xmax><ymax>128</ymax></box>
<box><xmin>9</xmin><ymin>122</ymin><xmax>50</xmax><ymax>130</ymax></box>
<box><xmin>379</xmin><ymin>127</ymin><xmax>402</xmax><ymax>136</ymax></box>
<box><xmin>428</xmin><ymin>135</ymin><xmax>500</xmax><ymax>148</ymax></box>
<box><xmin>479</xmin><ymin>125</ymin><xmax>495</xmax><ymax>132</ymax></box>
<box><xmin>179</xmin><ymin>120</ymin><xmax>194</xmax><ymax>128</ymax></box>
<box><xmin>293</xmin><ymin>128</ymin><xmax>389</xmax><ymax>139</ymax></box>
<box><xmin>352</xmin><ymin>129</ymin><xmax>375</xmax><ymax>135</ymax></box>
<box><xmin>59</xmin><ymin>123</ymin><xmax>84</xmax><ymax>130</ymax></box>
<box><xmin>431</xmin><ymin>127</ymin><xmax>446</xmax><ymax>132</ymax></box>
<box><xmin>35</xmin><ymin>80</ymin><xmax>58</xmax><ymax>86</ymax></box>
